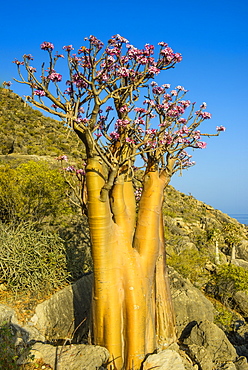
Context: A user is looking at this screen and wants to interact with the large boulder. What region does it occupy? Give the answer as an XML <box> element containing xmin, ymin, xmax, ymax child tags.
<box><xmin>168</xmin><ymin>267</ymin><xmax>215</xmax><ymax>338</ymax></box>
<box><xmin>0</xmin><ymin>304</ymin><xmax>18</xmax><ymax>325</ymax></box>
<box><xmin>143</xmin><ymin>349</ymin><xmax>186</xmax><ymax>370</ymax></box>
<box><xmin>29</xmin><ymin>273</ymin><xmax>93</xmax><ymax>341</ymax></box>
<box><xmin>236</xmin><ymin>241</ymin><xmax>248</xmax><ymax>262</ymax></box>
<box><xmin>183</xmin><ymin>320</ymin><xmax>237</xmax><ymax>369</ymax></box>
<box><xmin>18</xmin><ymin>342</ymin><xmax>109</xmax><ymax>370</ymax></box>
<box><xmin>233</xmin><ymin>291</ymin><xmax>248</xmax><ymax>317</ymax></box>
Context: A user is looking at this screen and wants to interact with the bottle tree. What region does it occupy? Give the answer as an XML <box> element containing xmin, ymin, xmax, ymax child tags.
<box><xmin>13</xmin><ymin>35</ymin><xmax>225</xmax><ymax>370</ymax></box>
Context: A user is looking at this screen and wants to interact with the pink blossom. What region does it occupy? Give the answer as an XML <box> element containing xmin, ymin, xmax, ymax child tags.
<box><xmin>134</xmin><ymin>107</ymin><xmax>147</xmax><ymax>113</ymax></box>
<box><xmin>48</xmin><ymin>72</ymin><xmax>62</xmax><ymax>82</ymax></box>
<box><xmin>28</xmin><ymin>66</ymin><xmax>36</xmax><ymax>73</ymax></box>
<box><xmin>178</xmin><ymin>118</ymin><xmax>187</xmax><ymax>124</ymax></box>
<box><xmin>158</xmin><ymin>41</ymin><xmax>168</xmax><ymax>47</ymax></box>
<box><xmin>117</xmin><ymin>67</ymin><xmax>130</xmax><ymax>77</ymax></box>
<box><xmin>115</xmin><ymin>119</ymin><xmax>130</xmax><ymax>128</ymax></box>
<box><xmin>76</xmin><ymin>169</ymin><xmax>85</xmax><ymax>176</ymax></box>
<box><xmin>40</xmin><ymin>41</ymin><xmax>54</xmax><ymax>51</ymax></box>
<box><xmin>216</xmin><ymin>125</ymin><xmax>226</xmax><ymax>132</ymax></box>
<box><xmin>119</xmin><ymin>105</ymin><xmax>129</xmax><ymax>113</ymax></box>
<box><xmin>171</xmin><ymin>90</ymin><xmax>177</xmax><ymax>96</ymax></box>
<box><xmin>148</xmin><ymin>66</ymin><xmax>160</xmax><ymax>75</ymax></box>
<box><xmin>134</xmin><ymin>118</ymin><xmax>145</xmax><ymax>125</ymax></box>
<box><xmin>56</xmin><ymin>155</ymin><xmax>68</xmax><ymax>161</ymax></box>
<box><xmin>152</xmin><ymin>86</ymin><xmax>165</xmax><ymax>95</ymax></box>
<box><xmin>112</xmin><ymin>34</ymin><xmax>129</xmax><ymax>43</ymax></box>
<box><xmin>176</xmin><ymin>85</ymin><xmax>186</xmax><ymax>91</ymax></box>
<box><xmin>13</xmin><ymin>59</ymin><xmax>24</xmax><ymax>65</ymax></box>
<box><xmin>63</xmin><ymin>45</ymin><xmax>74</xmax><ymax>51</ymax></box>
<box><xmin>34</xmin><ymin>90</ymin><xmax>46</xmax><ymax>96</ymax></box>
<box><xmin>195</xmin><ymin>111</ymin><xmax>212</xmax><ymax>119</ymax></box>
<box><xmin>106</xmin><ymin>106</ymin><xmax>114</xmax><ymax>112</ymax></box>
<box><xmin>23</xmin><ymin>54</ymin><xmax>33</xmax><ymax>60</ymax></box>
<box><xmin>94</xmin><ymin>133</ymin><xmax>102</xmax><ymax>138</ymax></box>
<box><xmin>200</xmin><ymin>102</ymin><xmax>207</xmax><ymax>109</ymax></box>
<box><xmin>126</xmin><ymin>137</ymin><xmax>134</xmax><ymax>143</ymax></box>
<box><xmin>174</xmin><ymin>53</ymin><xmax>182</xmax><ymax>62</ymax></box>
<box><xmin>196</xmin><ymin>141</ymin><xmax>207</xmax><ymax>149</ymax></box>
<box><xmin>110</xmin><ymin>131</ymin><xmax>120</xmax><ymax>140</ymax></box>
<box><xmin>162</xmin><ymin>83</ymin><xmax>171</xmax><ymax>89</ymax></box>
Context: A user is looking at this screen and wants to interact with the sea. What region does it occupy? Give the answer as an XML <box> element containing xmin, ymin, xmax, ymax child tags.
<box><xmin>228</xmin><ymin>214</ymin><xmax>248</xmax><ymax>225</ymax></box>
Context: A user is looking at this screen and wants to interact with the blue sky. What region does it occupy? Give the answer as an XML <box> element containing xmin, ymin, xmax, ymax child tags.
<box><xmin>1</xmin><ymin>0</ymin><xmax>248</xmax><ymax>214</ymax></box>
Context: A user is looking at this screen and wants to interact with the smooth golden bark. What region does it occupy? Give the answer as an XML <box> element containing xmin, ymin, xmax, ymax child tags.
<box><xmin>86</xmin><ymin>160</ymin><xmax>176</xmax><ymax>369</ymax></box>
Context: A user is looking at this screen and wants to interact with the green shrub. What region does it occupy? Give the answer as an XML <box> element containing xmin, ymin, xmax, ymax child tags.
<box><xmin>0</xmin><ymin>222</ymin><xmax>70</xmax><ymax>293</ymax></box>
<box><xmin>0</xmin><ymin>323</ymin><xmax>19</xmax><ymax>370</ymax></box>
<box><xmin>206</xmin><ymin>264</ymin><xmax>248</xmax><ymax>304</ymax></box>
<box><xmin>0</xmin><ymin>161</ymin><xmax>72</xmax><ymax>225</ymax></box>
<box><xmin>167</xmin><ymin>248</ymin><xmax>209</xmax><ymax>284</ymax></box>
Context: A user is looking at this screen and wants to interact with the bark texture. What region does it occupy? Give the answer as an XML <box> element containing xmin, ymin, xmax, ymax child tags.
<box><xmin>86</xmin><ymin>157</ymin><xmax>176</xmax><ymax>370</ymax></box>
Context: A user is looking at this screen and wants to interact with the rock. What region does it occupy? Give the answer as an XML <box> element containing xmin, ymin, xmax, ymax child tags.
<box><xmin>235</xmin><ymin>356</ymin><xmax>248</xmax><ymax>370</ymax></box>
<box><xmin>233</xmin><ymin>291</ymin><xmax>248</xmax><ymax>317</ymax></box>
<box><xmin>236</xmin><ymin>241</ymin><xmax>248</xmax><ymax>262</ymax></box>
<box><xmin>143</xmin><ymin>349</ymin><xmax>185</xmax><ymax>370</ymax></box>
<box><xmin>183</xmin><ymin>321</ymin><xmax>237</xmax><ymax>367</ymax></box>
<box><xmin>29</xmin><ymin>273</ymin><xmax>93</xmax><ymax>341</ymax></box>
<box><xmin>18</xmin><ymin>342</ymin><xmax>109</xmax><ymax>370</ymax></box>
<box><xmin>168</xmin><ymin>267</ymin><xmax>215</xmax><ymax>338</ymax></box>
<box><xmin>0</xmin><ymin>304</ymin><xmax>19</xmax><ymax>325</ymax></box>
<box><xmin>232</xmin><ymin>259</ymin><xmax>248</xmax><ymax>270</ymax></box>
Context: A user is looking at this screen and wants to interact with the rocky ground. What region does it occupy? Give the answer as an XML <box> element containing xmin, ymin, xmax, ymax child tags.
<box><xmin>1</xmin><ymin>267</ymin><xmax>248</xmax><ymax>370</ymax></box>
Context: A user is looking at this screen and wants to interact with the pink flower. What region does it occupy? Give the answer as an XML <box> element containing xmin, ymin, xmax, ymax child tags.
<box><xmin>195</xmin><ymin>111</ymin><xmax>212</xmax><ymax>119</ymax></box>
<box><xmin>148</xmin><ymin>66</ymin><xmax>160</xmax><ymax>75</ymax></box>
<box><xmin>48</xmin><ymin>72</ymin><xmax>62</xmax><ymax>82</ymax></box>
<box><xmin>28</xmin><ymin>66</ymin><xmax>36</xmax><ymax>73</ymax></box>
<box><xmin>23</xmin><ymin>54</ymin><xmax>33</xmax><ymax>60</ymax></box>
<box><xmin>13</xmin><ymin>59</ymin><xmax>24</xmax><ymax>65</ymax></box>
<box><xmin>126</xmin><ymin>137</ymin><xmax>134</xmax><ymax>143</ymax></box>
<box><xmin>94</xmin><ymin>133</ymin><xmax>102</xmax><ymax>139</ymax></box>
<box><xmin>3</xmin><ymin>81</ymin><xmax>12</xmax><ymax>87</ymax></box>
<box><xmin>115</xmin><ymin>119</ymin><xmax>130</xmax><ymax>128</ymax></box>
<box><xmin>106</xmin><ymin>106</ymin><xmax>114</xmax><ymax>112</ymax></box>
<box><xmin>63</xmin><ymin>45</ymin><xmax>74</xmax><ymax>51</ymax></box>
<box><xmin>158</xmin><ymin>41</ymin><xmax>168</xmax><ymax>47</ymax></box>
<box><xmin>117</xmin><ymin>67</ymin><xmax>130</xmax><ymax>77</ymax></box>
<box><xmin>40</xmin><ymin>41</ymin><xmax>54</xmax><ymax>51</ymax></box>
<box><xmin>34</xmin><ymin>90</ymin><xmax>46</xmax><ymax>96</ymax></box>
<box><xmin>216</xmin><ymin>125</ymin><xmax>226</xmax><ymax>132</ymax></box>
<box><xmin>56</xmin><ymin>155</ymin><xmax>68</xmax><ymax>161</ymax></box>
<box><xmin>200</xmin><ymin>102</ymin><xmax>207</xmax><ymax>109</ymax></box>
<box><xmin>196</xmin><ymin>141</ymin><xmax>207</xmax><ymax>149</ymax></box>
<box><xmin>110</xmin><ymin>131</ymin><xmax>120</xmax><ymax>140</ymax></box>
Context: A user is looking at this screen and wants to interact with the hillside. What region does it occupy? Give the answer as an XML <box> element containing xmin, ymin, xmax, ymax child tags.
<box><xmin>0</xmin><ymin>87</ymin><xmax>85</xmax><ymax>157</ymax></box>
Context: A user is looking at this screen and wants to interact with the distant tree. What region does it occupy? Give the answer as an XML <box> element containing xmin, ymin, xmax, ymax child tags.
<box><xmin>14</xmin><ymin>35</ymin><xmax>225</xmax><ymax>370</ymax></box>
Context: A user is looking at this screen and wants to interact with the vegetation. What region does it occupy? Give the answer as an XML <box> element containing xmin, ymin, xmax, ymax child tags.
<box><xmin>0</xmin><ymin>87</ymin><xmax>85</xmax><ymax>157</ymax></box>
<box><xmin>0</xmin><ymin>222</ymin><xmax>70</xmax><ymax>293</ymax></box>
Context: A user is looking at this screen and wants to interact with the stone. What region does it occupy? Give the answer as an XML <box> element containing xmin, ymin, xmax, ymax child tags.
<box><xmin>143</xmin><ymin>349</ymin><xmax>185</xmax><ymax>370</ymax></box>
<box><xmin>0</xmin><ymin>304</ymin><xmax>19</xmax><ymax>325</ymax></box>
<box><xmin>235</xmin><ymin>356</ymin><xmax>248</xmax><ymax>370</ymax></box>
<box><xmin>233</xmin><ymin>291</ymin><xmax>248</xmax><ymax>317</ymax></box>
<box><xmin>29</xmin><ymin>273</ymin><xmax>93</xmax><ymax>341</ymax></box>
<box><xmin>236</xmin><ymin>240</ymin><xmax>248</xmax><ymax>262</ymax></box>
<box><xmin>18</xmin><ymin>342</ymin><xmax>109</xmax><ymax>370</ymax></box>
<box><xmin>168</xmin><ymin>267</ymin><xmax>215</xmax><ymax>338</ymax></box>
<box><xmin>183</xmin><ymin>321</ymin><xmax>237</xmax><ymax>366</ymax></box>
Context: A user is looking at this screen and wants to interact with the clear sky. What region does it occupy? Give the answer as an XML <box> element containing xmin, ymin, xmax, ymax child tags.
<box><xmin>1</xmin><ymin>0</ymin><xmax>247</xmax><ymax>214</ymax></box>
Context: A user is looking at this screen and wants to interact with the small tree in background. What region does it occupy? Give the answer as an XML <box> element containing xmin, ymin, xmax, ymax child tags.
<box><xmin>13</xmin><ymin>35</ymin><xmax>225</xmax><ymax>370</ymax></box>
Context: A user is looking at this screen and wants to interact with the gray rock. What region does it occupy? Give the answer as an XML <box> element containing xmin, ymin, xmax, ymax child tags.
<box><xmin>233</xmin><ymin>291</ymin><xmax>248</xmax><ymax>316</ymax></box>
<box><xmin>18</xmin><ymin>342</ymin><xmax>109</xmax><ymax>370</ymax></box>
<box><xmin>168</xmin><ymin>267</ymin><xmax>215</xmax><ymax>338</ymax></box>
<box><xmin>29</xmin><ymin>273</ymin><xmax>93</xmax><ymax>341</ymax></box>
<box><xmin>183</xmin><ymin>321</ymin><xmax>237</xmax><ymax>365</ymax></box>
<box><xmin>143</xmin><ymin>349</ymin><xmax>186</xmax><ymax>370</ymax></box>
<box><xmin>236</xmin><ymin>241</ymin><xmax>248</xmax><ymax>262</ymax></box>
<box><xmin>0</xmin><ymin>304</ymin><xmax>19</xmax><ymax>325</ymax></box>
